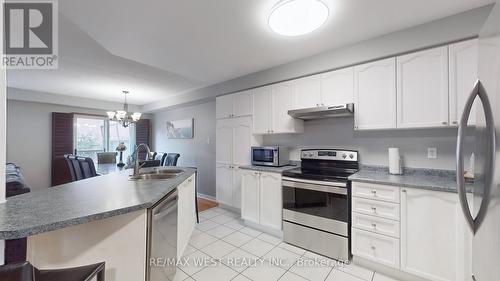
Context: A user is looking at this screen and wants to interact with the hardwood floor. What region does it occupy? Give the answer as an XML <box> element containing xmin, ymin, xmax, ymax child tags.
<box><xmin>197</xmin><ymin>197</ymin><xmax>218</xmax><ymax>212</ymax></box>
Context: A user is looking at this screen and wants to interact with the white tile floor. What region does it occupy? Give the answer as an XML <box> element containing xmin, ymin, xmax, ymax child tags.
<box><xmin>170</xmin><ymin>207</ymin><xmax>401</xmax><ymax>281</ymax></box>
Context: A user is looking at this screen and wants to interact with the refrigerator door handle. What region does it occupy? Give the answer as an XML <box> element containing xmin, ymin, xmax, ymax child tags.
<box><xmin>456</xmin><ymin>79</ymin><xmax>496</xmax><ymax>233</ymax></box>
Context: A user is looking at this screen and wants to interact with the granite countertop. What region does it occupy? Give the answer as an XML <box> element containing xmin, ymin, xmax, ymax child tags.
<box><xmin>348</xmin><ymin>166</ymin><xmax>473</xmax><ymax>193</ymax></box>
<box><xmin>0</xmin><ymin>167</ymin><xmax>196</xmax><ymax>240</ymax></box>
<box><xmin>239</xmin><ymin>163</ymin><xmax>299</xmax><ymax>174</ymax></box>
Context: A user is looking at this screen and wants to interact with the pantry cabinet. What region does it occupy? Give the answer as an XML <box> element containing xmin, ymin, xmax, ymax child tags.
<box><xmin>253</xmin><ymin>83</ymin><xmax>303</xmax><ymax>134</ymax></box>
<box><xmin>241</xmin><ymin>170</ymin><xmax>282</xmax><ymax>231</ymax></box>
<box><xmin>354</xmin><ymin>58</ymin><xmax>397</xmax><ymax>130</ymax></box>
<box><xmin>449</xmin><ymin>39</ymin><xmax>479</xmax><ymax>126</ymax></box>
<box><xmin>216</xmin><ymin>90</ymin><xmax>253</xmax><ymax>119</ymax></box>
<box><xmin>396</xmin><ymin>46</ymin><xmax>449</xmax><ymax>128</ymax></box>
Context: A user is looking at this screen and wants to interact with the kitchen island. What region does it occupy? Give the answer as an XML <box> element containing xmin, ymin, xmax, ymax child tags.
<box><xmin>0</xmin><ymin>167</ymin><xmax>197</xmax><ymax>281</ymax></box>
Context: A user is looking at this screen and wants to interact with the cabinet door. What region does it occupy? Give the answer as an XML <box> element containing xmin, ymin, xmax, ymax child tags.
<box><xmin>216</xmin><ymin>95</ymin><xmax>233</xmax><ymax>119</ymax></box>
<box><xmin>178</xmin><ymin>175</ymin><xmax>196</xmax><ymax>257</ymax></box>
<box><xmin>241</xmin><ymin>170</ymin><xmax>260</xmax><ymax>223</ymax></box>
<box><xmin>397</xmin><ymin>46</ymin><xmax>449</xmax><ymax>128</ymax></box>
<box><xmin>400</xmin><ymin>188</ymin><xmax>471</xmax><ymax>281</ymax></box>
<box><xmin>232</xmin><ymin>116</ymin><xmax>253</xmax><ymax>166</ymax></box>
<box><xmin>216</xmin><ymin>119</ymin><xmax>233</xmax><ymax>164</ymax></box>
<box><xmin>233</xmin><ymin>90</ymin><xmax>253</xmax><ymax>117</ymax></box>
<box><xmin>232</xmin><ymin>167</ymin><xmax>244</xmax><ymax>210</ymax></box>
<box><xmin>259</xmin><ymin>172</ymin><xmax>282</xmax><ymax>230</ymax></box>
<box><xmin>272</xmin><ymin>82</ymin><xmax>301</xmax><ymax>133</ymax></box>
<box><xmin>354</xmin><ymin>58</ymin><xmax>397</xmax><ymax>130</ymax></box>
<box><xmin>293</xmin><ymin>75</ymin><xmax>321</xmax><ymax>109</ymax></box>
<box><xmin>449</xmin><ymin>39</ymin><xmax>478</xmax><ymax>126</ymax></box>
<box><xmin>216</xmin><ymin>165</ymin><xmax>233</xmax><ymax>206</ymax></box>
<box><xmin>253</xmin><ymin>86</ymin><xmax>272</xmax><ymax>134</ymax></box>
<box><xmin>321</xmin><ymin>67</ymin><xmax>354</xmax><ymax>105</ymax></box>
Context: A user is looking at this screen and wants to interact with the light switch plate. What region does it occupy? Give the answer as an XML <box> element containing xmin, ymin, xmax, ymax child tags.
<box><xmin>428</xmin><ymin>148</ymin><xmax>437</xmax><ymax>159</ymax></box>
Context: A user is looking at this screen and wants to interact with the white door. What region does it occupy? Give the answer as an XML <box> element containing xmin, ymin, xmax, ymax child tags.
<box><xmin>400</xmin><ymin>188</ymin><xmax>471</xmax><ymax>281</ymax></box>
<box><xmin>253</xmin><ymin>86</ymin><xmax>272</xmax><ymax>134</ymax></box>
<box><xmin>232</xmin><ymin>167</ymin><xmax>244</xmax><ymax>210</ymax></box>
<box><xmin>272</xmin><ymin>82</ymin><xmax>296</xmax><ymax>133</ymax></box>
<box><xmin>259</xmin><ymin>172</ymin><xmax>282</xmax><ymax>230</ymax></box>
<box><xmin>241</xmin><ymin>170</ymin><xmax>260</xmax><ymax>223</ymax></box>
<box><xmin>354</xmin><ymin>58</ymin><xmax>397</xmax><ymax>130</ymax></box>
<box><xmin>232</xmin><ymin>116</ymin><xmax>253</xmax><ymax>166</ymax></box>
<box><xmin>216</xmin><ymin>164</ymin><xmax>233</xmax><ymax>206</ymax></box>
<box><xmin>216</xmin><ymin>119</ymin><xmax>233</xmax><ymax>164</ymax></box>
<box><xmin>216</xmin><ymin>95</ymin><xmax>233</xmax><ymax>119</ymax></box>
<box><xmin>321</xmin><ymin>67</ymin><xmax>354</xmax><ymax>105</ymax></box>
<box><xmin>233</xmin><ymin>90</ymin><xmax>253</xmax><ymax>117</ymax></box>
<box><xmin>449</xmin><ymin>39</ymin><xmax>479</xmax><ymax>126</ymax></box>
<box><xmin>397</xmin><ymin>46</ymin><xmax>449</xmax><ymax>128</ymax></box>
<box><xmin>293</xmin><ymin>75</ymin><xmax>321</xmax><ymax>109</ymax></box>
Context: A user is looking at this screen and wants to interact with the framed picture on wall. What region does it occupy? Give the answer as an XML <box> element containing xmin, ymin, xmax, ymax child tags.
<box><xmin>166</xmin><ymin>118</ymin><xmax>194</xmax><ymax>139</ymax></box>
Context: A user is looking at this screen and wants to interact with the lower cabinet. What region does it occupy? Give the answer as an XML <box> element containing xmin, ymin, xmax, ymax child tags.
<box><xmin>351</xmin><ymin>181</ymin><xmax>472</xmax><ymax>281</ymax></box>
<box><xmin>178</xmin><ymin>174</ymin><xmax>197</xmax><ymax>258</ymax></box>
<box><xmin>216</xmin><ymin>164</ymin><xmax>245</xmax><ymax>210</ymax></box>
<box><xmin>241</xmin><ymin>170</ymin><xmax>282</xmax><ymax>231</ymax></box>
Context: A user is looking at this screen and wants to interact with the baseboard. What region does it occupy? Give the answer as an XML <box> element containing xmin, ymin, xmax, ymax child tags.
<box><xmin>242</xmin><ymin>219</ymin><xmax>283</xmax><ymax>238</ymax></box>
<box><xmin>197</xmin><ymin>193</ymin><xmax>217</xmax><ymax>201</ymax></box>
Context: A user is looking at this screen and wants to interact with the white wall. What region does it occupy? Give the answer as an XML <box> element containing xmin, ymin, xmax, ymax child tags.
<box><xmin>264</xmin><ymin>118</ymin><xmax>460</xmax><ymax>170</ymax></box>
<box><xmin>152</xmin><ymin>102</ymin><xmax>216</xmax><ymax>197</ymax></box>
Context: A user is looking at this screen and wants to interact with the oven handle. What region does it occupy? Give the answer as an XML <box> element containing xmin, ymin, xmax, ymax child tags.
<box><xmin>282</xmin><ymin>179</ymin><xmax>347</xmax><ymax>195</ymax></box>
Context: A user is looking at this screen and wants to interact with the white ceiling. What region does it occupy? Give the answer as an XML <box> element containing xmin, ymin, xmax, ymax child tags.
<box><xmin>7</xmin><ymin>0</ymin><xmax>494</xmax><ymax>106</ymax></box>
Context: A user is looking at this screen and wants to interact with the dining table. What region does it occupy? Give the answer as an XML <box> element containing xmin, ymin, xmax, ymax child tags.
<box><xmin>96</xmin><ymin>163</ymin><xmax>127</xmax><ymax>175</ymax></box>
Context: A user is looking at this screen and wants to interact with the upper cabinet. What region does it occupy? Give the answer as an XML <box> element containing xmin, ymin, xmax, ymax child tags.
<box><xmin>396</xmin><ymin>46</ymin><xmax>449</xmax><ymax>128</ymax></box>
<box><xmin>321</xmin><ymin>67</ymin><xmax>354</xmax><ymax>105</ymax></box>
<box><xmin>449</xmin><ymin>39</ymin><xmax>478</xmax><ymax>126</ymax></box>
<box><xmin>354</xmin><ymin>58</ymin><xmax>397</xmax><ymax>130</ymax></box>
<box><xmin>216</xmin><ymin>90</ymin><xmax>253</xmax><ymax>119</ymax></box>
<box><xmin>293</xmin><ymin>75</ymin><xmax>321</xmax><ymax>109</ymax></box>
<box><xmin>253</xmin><ymin>83</ymin><xmax>303</xmax><ymax>134</ymax></box>
<box><xmin>216</xmin><ymin>116</ymin><xmax>261</xmax><ymax>165</ymax></box>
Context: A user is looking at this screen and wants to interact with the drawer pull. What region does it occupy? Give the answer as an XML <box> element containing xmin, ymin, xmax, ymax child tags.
<box><xmin>371</xmin><ymin>223</ymin><xmax>377</xmax><ymax>229</ymax></box>
<box><xmin>371</xmin><ymin>190</ymin><xmax>377</xmax><ymax>194</ymax></box>
<box><xmin>371</xmin><ymin>245</ymin><xmax>376</xmax><ymax>250</ymax></box>
<box><xmin>371</xmin><ymin>207</ymin><xmax>377</xmax><ymax>213</ymax></box>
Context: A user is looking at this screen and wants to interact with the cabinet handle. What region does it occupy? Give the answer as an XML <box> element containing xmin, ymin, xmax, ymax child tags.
<box><xmin>371</xmin><ymin>190</ymin><xmax>377</xmax><ymax>195</ymax></box>
<box><xmin>371</xmin><ymin>223</ymin><xmax>377</xmax><ymax>229</ymax></box>
<box><xmin>452</xmin><ymin>121</ymin><xmax>458</xmax><ymax>125</ymax></box>
<box><xmin>402</xmin><ymin>189</ymin><xmax>407</xmax><ymax>193</ymax></box>
<box><xmin>371</xmin><ymin>207</ymin><xmax>377</xmax><ymax>213</ymax></box>
<box><xmin>371</xmin><ymin>246</ymin><xmax>376</xmax><ymax>250</ymax></box>
<box><xmin>441</xmin><ymin>121</ymin><xmax>448</xmax><ymax>125</ymax></box>
<box><xmin>188</xmin><ymin>179</ymin><xmax>192</xmax><ymax>183</ymax></box>
<box><xmin>254</xmin><ymin>172</ymin><xmax>259</xmax><ymax>175</ymax></box>
<box><xmin>316</xmin><ymin>104</ymin><xmax>319</xmax><ymax>107</ymax></box>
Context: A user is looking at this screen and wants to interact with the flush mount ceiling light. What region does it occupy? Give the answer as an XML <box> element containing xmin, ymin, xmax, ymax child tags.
<box><xmin>268</xmin><ymin>0</ymin><xmax>329</xmax><ymax>36</ymax></box>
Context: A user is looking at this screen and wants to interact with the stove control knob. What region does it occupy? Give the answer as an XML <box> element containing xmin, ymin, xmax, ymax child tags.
<box><xmin>342</xmin><ymin>154</ymin><xmax>347</xmax><ymax>159</ymax></box>
<box><xmin>349</xmin><ymin>154</ymin><xmax>354</xmax><ymax>159</ymax></box>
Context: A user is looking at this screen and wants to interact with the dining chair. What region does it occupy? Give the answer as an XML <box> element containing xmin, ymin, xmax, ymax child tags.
<box><xmin>163</xmin><ymin>153</ymin><xmax>180</xmax><ymax>166</ymax></box>
<box><xmin>0</xmin><ymin>261</ymin><xmax>105</xmax><ymax>281</ymax></box>
<box><xmin>67</xmin><ymin>155</ymin><xmax>84</xmax><ymax>181</ymax></box>
<box><xmin>77</xmin><ymin>157</ymin><xmax>97</xmax><ymax>179</ymax></box>
<box><xmin>97</xmin><ymin>152</ymin><xmax>117</xmax><ymax>164</ymax></box>
<box><xmin>64</xmin><ymin>154</ymin><xmax>77</xmax><ymax>182</ymax></box>
<box><xmin>154</xmin><ymin>152</ymin><xmax>167</xmax><ymax>166</ymax></box>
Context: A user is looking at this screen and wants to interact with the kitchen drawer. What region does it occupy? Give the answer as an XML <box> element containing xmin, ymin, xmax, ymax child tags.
<box><xmin>352</xmin><ymin>212</ymin><xmax>400</xmax><ymax>238</ymax></box>
<box><xmin>352</xmin><ymin>182</ymin><xmax>400</xmax><ymax>203</ymax></box>
<box><xmin>352</xmin><ymin>228</ymin><xmax>400</xmax><ymax>269</ymax></box>
<box><xmin>353</xmin><ymin>197</ymin><xmax>400</xmax><ymax>221</ymax></box>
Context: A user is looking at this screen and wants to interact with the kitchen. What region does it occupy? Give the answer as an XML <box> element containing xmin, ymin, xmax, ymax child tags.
<box><xmin>1</xmin><ymin>1</ymin><xmax>500</xmax><ymax>281</ymax></box>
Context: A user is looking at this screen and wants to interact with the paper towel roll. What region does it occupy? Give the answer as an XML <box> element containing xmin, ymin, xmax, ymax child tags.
<box><xmin>388</xmin><ymin>148</ymin><xmax>402</xmax><ymax>175</ymax></box>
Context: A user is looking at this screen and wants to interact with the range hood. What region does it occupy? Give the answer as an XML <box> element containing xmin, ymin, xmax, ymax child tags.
<box><xmin>288</xmin><ymin>103</ymin><xmax>354</xmax><ymax>120</ymax></box>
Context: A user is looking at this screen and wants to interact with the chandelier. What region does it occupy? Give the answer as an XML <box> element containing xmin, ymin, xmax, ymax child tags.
<box><xmin>106</xmin><ymin>91</ymin><xmax>142</xmax><ymax>128</ymax></box>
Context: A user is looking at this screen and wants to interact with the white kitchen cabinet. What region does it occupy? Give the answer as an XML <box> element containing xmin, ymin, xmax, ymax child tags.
<box><xmin>216</xmin><ymin>164</ymin><xmax>233</xmax><ymax>206</ymax></box>
<box><xmin>258</xmin><ymin>172</ymin><xmax>282</xmax><ymax>230</ymax></box>
<box><xmin>352</xmin><ymin>228</ymin><xmax>400</xmax><ymax>269</ymax></box>
<box><xmin>354</xmin><ymin>58</ymin><xmax>397</xmax><ymax>130</ymax></box>
<box><xmin>449</xmin><ymin>39</ymin><xmax>479</xmax><ymax>126</ymax></box>
<box><xmin>216</xmin><ymin>119</ymin><xmax>233</xmax><ymax>164</ymax></box>
<box><xmin>293</xmin><ymin>74</ymin><xmax>321</xmax><ymax>109</ymax></box>
<box><xmin>400</xmin><ymin>188</ymin><xmax>472</xmax><ymax>281</ymax></box>
<box><xmin>178</xmin><ymin>174</ymin><xmax>196</xmax><ymax>257</ymax></box>
<box><xmin>232</xmin><ymin>167</ymin><xmax>244</xmax><ymax>210</ymax></box>
<box><xmin>241</xmin><ymin>171</ymin><xmax>282</xmax><ymax>231</ymax></box>
<box><xmin>216</xmin><ymin>90</ymin><xmax>253</xmax><ymax>119</ymax></box>
<box><xmin>253</xmin><ymin>83</ymin><xmax>303</xmax><ymax>134</ymax></box>
<box><xmin>320</xmin><ymin>67</ymin><xmax>354</xmax><ymax>105</ymax></box>
<box><xmin>397</xmin><ymin>46</ymin><xmax>449</xmax><ymax>128</ymax></box>
<box><xmin>241</xmin><ymin>170</ymin><xmax>260</xmax><ymax>224</ymax></box>
<box><xmin>232</xmin><ymin>116</ymin><xmax>254</xmax><ymax>166</ymax></box>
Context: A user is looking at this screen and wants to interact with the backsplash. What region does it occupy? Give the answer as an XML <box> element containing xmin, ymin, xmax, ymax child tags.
<box><xmin>263</xmin><ymin>117</ymin><xmax>461</xmax><ymax>170</ymax></box>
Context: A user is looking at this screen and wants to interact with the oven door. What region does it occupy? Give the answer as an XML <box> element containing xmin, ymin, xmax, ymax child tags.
<box><xmin>251</xmin><ymin>147</ymin><xmax>277</xmax><ymax>166</ymax></box>
<box><xmin>282</xmin><ymin>178</ymin><xmax>349</xmax><ymax>235</ymax></box>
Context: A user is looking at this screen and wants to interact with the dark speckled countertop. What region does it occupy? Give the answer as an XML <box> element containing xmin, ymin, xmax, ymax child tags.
<box><xmin>349</xmin><ymin>166</ymin><xmax>474</xmax><ymax>193</ymax></box>
<box><xmin>0</xmin><ymin>167</ymin><xmax>196</xmax><ymax>240</ymax></box>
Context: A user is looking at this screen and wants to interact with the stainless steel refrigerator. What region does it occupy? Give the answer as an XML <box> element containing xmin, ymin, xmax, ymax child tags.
<box><xmin>456</xmin><ymin>2</ymin><xmax>500</xmax><ymax>280</ymax></box>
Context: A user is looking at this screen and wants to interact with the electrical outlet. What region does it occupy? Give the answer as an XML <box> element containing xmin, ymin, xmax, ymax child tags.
<box><xmin>428</xmin><ymin>148</ymin><xmax>437</xmax><ymax>159</ymax></box>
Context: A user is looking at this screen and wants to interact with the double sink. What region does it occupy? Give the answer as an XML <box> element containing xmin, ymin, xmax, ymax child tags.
<box><xmin>129</xmin><ymin>168</ymin><xmax>184</xmax><ymax>180</ymax></box>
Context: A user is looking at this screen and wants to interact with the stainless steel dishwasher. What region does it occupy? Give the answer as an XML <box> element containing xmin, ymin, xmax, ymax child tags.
<box><xmin>146</xmin><ymin>188</ymin><xmax>178</xmax><ymax>281</ymax></box>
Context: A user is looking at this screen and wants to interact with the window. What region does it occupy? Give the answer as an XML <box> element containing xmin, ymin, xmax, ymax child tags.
<box><xmin>74</xmin><ymin>115</ymin><xmax>135</xmax><ymax>162</ymax></box>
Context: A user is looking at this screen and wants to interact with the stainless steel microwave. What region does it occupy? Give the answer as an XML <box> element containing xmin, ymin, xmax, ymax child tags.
<box><xmin>251</xmin><ymin>146</ymin><xmax>290</xmax><ymax>167</ymax></box>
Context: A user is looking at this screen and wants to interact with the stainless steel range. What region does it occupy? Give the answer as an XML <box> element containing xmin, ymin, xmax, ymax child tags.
<box><xmin>282</xmin><ymin>149</ymin><xmax>359</xmax><ymax>261</ymax></box>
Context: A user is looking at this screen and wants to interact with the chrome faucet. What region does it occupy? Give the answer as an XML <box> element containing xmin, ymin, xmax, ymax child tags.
<box><xmin>133</xmin><ymin>143</ymin><xmax>152</xmax><ymax>177</ymax></box>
